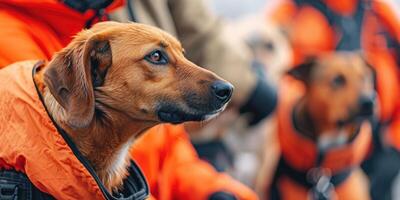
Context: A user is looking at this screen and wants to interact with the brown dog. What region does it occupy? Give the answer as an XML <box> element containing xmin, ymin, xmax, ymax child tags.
<box><xmin>288</xmin><ymin>53</ymin><xmax>376</xmax><ymax>137</ymax></box>
<box><xmin>269</xmin><ymin>52</ymin><xmax>375</xmax><ymax>200</ymax></box>
<box><xmin>32</xmin><ymin>22</ymin><xmax>233</xmax><ymax>191</ymax></box>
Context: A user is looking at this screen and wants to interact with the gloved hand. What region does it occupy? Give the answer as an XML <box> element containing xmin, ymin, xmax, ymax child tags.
<box><xmin>239</xmin><ymin>61</ymin><xmax>277</xmax><ymax>126</ymax></box>
<box><xmin>209</xmin><ymin>191</ymin><xmax>237</xmax><ymax>200</ymax></box>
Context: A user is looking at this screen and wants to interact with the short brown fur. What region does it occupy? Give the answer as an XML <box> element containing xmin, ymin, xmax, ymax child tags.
<box><xmin>33</xmin><ymin>22</ymin><xmax>230</xmax><ymax>191</ymax></box>
<box><xmin>289</xmin><ymin>52</ymin><xmax>375</xmax><ymax>140</ymax></box>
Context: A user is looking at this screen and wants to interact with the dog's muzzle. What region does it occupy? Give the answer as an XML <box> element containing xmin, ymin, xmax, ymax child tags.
<box><xmin>210</xmin><ymin>81</ymin><xmax>233</xmax><ymax>106</ymax></box>
<box><xmin>357</xmin><ymin>95</ymin><xmax>375</xmax><ymax>117</ymax></box>
<box><xmin>337</xmin><ymin>94</ymin><xmax>376</xmax><ymax>127</ymax></box>
<box><xmin>157</xmin><ymin>81</ymin><xmax>233</xmax><ymax>124</ymax></box>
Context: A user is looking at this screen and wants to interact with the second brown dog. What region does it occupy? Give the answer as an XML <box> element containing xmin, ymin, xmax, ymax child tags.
<box><xmin>269</xmin><ymin>52</ymin><xmax>375</xmax><ymax>200</ymax></box>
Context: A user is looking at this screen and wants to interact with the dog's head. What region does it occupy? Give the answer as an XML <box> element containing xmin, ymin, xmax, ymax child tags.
<box><xmin>44</xmin><ymin>22</ymin><xmax>233</xmax><ymax>128</ymax></box>
<box><xmin>288</xmin><ymin>52</ymin><xmax>376</xmax><ymax>129</ymax></box>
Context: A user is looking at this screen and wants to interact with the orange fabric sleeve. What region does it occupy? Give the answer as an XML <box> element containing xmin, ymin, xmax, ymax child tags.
<box><xmin>165</xmin><ymin>126</ymin><xmax>257</xmax><ymax>200</ymax></box>
<box><xmin>387</xmin><ymin>115</ymin><xmax>400</xmax><ymax>149</ymax></box>
<box><xmin>288</xmin><ymin>6</ymin><xmax>336</xmax><ymax>64</ymax></box>
<box><xmin>0</xmin><ymin>0</ymin><xmax>126</xmax><ymax>68</ymax></box>
<box><xmin>0</xmin><ymin>6</ymin><xmax>63</xmax><ymax>67</ymax></box>
<box><xmin>268</xmin><ymin>0</ymin><xmax>297</xmax><ymax>27</ymax></box>
<box><xmin>368</xmin><ymin>1</ymin><xmax>400</xmax><ymax>149</ymax></box>
<box><xmin>268</xmin><ymin>1</ymin><xmax>335</xmax><ymax>65</ymax></box>
<box><xmin>131</xmin><ymin>125</ymin><xmax>258</xmax><ymax>200</ymax></box>
<box><xmin>372</xmin><ymin>1</ymin><xmax>400</xmax><ymax>42</ymax></box>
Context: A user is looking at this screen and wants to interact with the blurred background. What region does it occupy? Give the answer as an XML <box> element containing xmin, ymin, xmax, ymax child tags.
<box><xmin>0</xmin><ymin>0</ymin><xmax>399</xmax><ymax>199</ymax></box>
<box><xmin>199</xmin><ymin>0</ymin><xmax>400</xmax><ymax>199</ymax></box>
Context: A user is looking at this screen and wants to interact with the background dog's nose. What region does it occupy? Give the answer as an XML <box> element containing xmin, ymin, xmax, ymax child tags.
<box><xmin>211</xmin><ymin>81</ymin><xmax>233</xmax><ymax>104</ymax></box>
<box><xmin>359</xmin><ymin>95</ymin><xmax>375</xmax><ymax>116</ymax></box>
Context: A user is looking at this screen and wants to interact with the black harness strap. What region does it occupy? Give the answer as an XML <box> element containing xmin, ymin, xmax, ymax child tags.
<box><xmin>61</xmin><ymin>0</ymin><xmax>113</xmax><ymax>28</ymax></box>
<box><xmin>126</xmin><ymin>0</ymin><xmax>138</xmax><ymax>22</ymax></box>
<box><xmin>282</xmin><ymin>157</ymin><xmax>351</xmax><ymax>188</ymax></box>
<box><xmin>269</xmin><ymin>99</ymin><xmax>364</xmax><ymax>200</ymax></box>
<box><xmin>293</xmin><ymin>0</ymin><xmax>366</xmax><ymax>51</ymax></box>
<box><xmin>293</xmin><ymin>0</ymin><xmax>399</xmax><ymax>67</ymax></box>
<box><xmin>0</xmin><ymin>170</ymin><xmax>54</xmax><ymax>200</ymax></box>
<box><xmin>269</xmin><ymin>157</ymin><xmax>352</xmax><ymax>200</ymax></box>
<box><xmin>61</xmin><ymin>0</ymin><xmax>113</xmax><ymax>13</ymax></box>
<box><xmin>368</xmin><ymin>3</ymin><xmax>400</xmax><ymax>68</ymax></box>
<box><xmin>297</xmin><ymin>0</ymin><xmax>400</xmax><ymax>133</ymax></box>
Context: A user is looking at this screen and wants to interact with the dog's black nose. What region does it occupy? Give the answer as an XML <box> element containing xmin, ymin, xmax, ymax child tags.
<box><xmin>359</xmin><ymin>95</ymin><xmax>375</xmax><ymax>116</ymax></box>
<box><xmin>211</xmin><ymin>81</ymin><xmax>233</xmax><ymax>104</ymax></box>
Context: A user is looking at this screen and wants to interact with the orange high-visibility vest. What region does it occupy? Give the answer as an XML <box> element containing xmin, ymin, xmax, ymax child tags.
<box><xmin>270</xmin><ymin>0</ymin><xmax>400</xmax><ymax>149</ymax></box>
<box><xmin>131</xmin><ymin>125</ymin><xmax>258</xmax><ymax>200</ymax></box>
<box><xmin>273</xmin><ymin>76</ymin><xmax>372</xmax><ymax>200</ymax></box>
<box><xmin>0</xmin><ymin>1</ymin><xmax>258</xmax><ymax>199</ymax></box>
<box><xmin>0</xmin><ymin>0</ymin><xmax>123</xmax><ymax>67</ymax></box>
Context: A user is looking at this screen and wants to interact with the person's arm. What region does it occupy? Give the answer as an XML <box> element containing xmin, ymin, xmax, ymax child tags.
<box><xmin>372</xmin><ymin>0</ymin><xmax>400</xmax><ymax>150</ymax></box>
<box><xmin>0</xmin><ymin>9</ymin><xmax>60</xmax><ymax>67</ymax></box>
<box><xmin>130</xmin><ymin>125</ymin><xmax>258</xmax><ymax>200</ymax></box>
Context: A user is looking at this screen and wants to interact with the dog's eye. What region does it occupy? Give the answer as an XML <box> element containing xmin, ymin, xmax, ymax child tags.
<box><xmin>145</xmin><ymin>50</ymin><xmax>168</xmax><ymax>65</ymax></box>
<box><xmin>264</xmin><ymin>41</ymin><xmax>275</xmax><ymax>51</ymax></box>
<box><xmin>331</xmin><ymin>74</ymin><xmax>346</xmax><ymax>89</ymax></box>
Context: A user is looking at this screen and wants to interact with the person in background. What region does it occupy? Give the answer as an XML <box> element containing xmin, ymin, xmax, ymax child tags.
<box><xmin>268</xmin><ymin>0</ymin><xmax>400</xmax><ymax>199</ymax></box>
<box><xmin>0</xmin><ymin>0</ymin><xmax>278</xmax><ymax>199</ymax></box>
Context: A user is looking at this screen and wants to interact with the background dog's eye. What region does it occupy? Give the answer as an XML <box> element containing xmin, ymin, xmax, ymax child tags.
<box><xmin>331</xmin><ymin>74</ymin><xmax>346</xmax><ymax>89</ymax></box>
<box><xmin>145</xmin><ymin>50</ymin><xmax>168</xmax><ymax>65</ymax></box>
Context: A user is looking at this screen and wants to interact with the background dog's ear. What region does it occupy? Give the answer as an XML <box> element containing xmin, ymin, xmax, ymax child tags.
<box><xmin>357</xmin><ymin>51</ymin><xmax>375</xmax><ymax>72</ymax></box>
<box><xmin>358</xmin><ymin>52</ymin><xmax>377</xmax><ymax>90</ymax></box>
<box><xmin>287</xmin><ymin>57</ymin><xmax>316</xmax><ymax>85</ymax></box>
<box><xmin>44</xmin><ymin>32</ymin><xmax>112</xmax><ymax>128</ymax></box>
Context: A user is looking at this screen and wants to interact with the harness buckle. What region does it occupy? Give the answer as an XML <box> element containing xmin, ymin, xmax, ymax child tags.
<box><xmin>0</xmin><ymin>182</ymin><xmax>18</xmax><ymax>200</ymax></box>
<box><xmin>307</xmin><ymin>168</ymin><xmax>336</xmax><ymax>200</ymax></box>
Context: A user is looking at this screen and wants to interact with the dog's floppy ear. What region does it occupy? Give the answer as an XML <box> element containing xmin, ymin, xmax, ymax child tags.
<box><xmin>287</xmin><ymin>57</ymin><xmax>316</xmax><ymax>85</ymax></box>
<box><xmin>44</xmin><ymin>31</ymin><xmax>112</xmax><ymax>128</ymax></box>
<box><xmin>90</xmin><ymin>35</ymin><xmax>112</xmax><ymax>87</ymax></box>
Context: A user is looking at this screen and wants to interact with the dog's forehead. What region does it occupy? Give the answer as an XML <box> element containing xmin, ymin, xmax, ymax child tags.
<box><xmin>316</xmin><ymin>53</ymin><xmax>369</xmax><ymax>78</ymax></box>
<box><xmin>127</xmin><ymin>23</ymin><xmax>182</xmax><ymax>48</ymax></box>
<box><xmin>95</xmin><ymin>22</ymin><xmax>183</xmax><ymax>50</ymax></box>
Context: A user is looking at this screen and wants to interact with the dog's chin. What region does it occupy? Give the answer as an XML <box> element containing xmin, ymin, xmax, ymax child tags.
<box><xmin>336</xmin><ymin>111</ymin><xmax>374</xmax><ymax>127</ymax></box>
<box><xmin>157</xmin><ymin>105</ymin><xmax>225</xmax><ymax>124</ymax></box>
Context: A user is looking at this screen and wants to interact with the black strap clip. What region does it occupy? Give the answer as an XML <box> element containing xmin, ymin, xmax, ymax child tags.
<box><xmin>307</xmin><ymin>168</ymin><xmax>335</xmax><ymax>200</ymax></box>
<box><xmin>0</xmin><ymin>182</ymin><xmax>19</xmax><ymax>200</ymax></box>
<box><xmin>61</xmin><ymin>0</ymin><xmax>113</xmax><ymax>28</ymax></box>
<box><xmin>85</xmin><ymin>8</ymin><xmax>110</xmax><ymax>28</ymax></box>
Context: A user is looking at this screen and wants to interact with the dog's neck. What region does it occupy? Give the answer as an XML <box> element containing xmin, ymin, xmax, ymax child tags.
<box><xmin>293</xmin><ymin>98</ymin><xmax>356</xmax><ymax>141</ymax></box>
<box><xmin>35</xmin><ymin>70</ymin><xmax>156</xmax><ymax>191</ymax></box>
<box><xmin>294</xmin><ymin>98</ymin><xmax>362</xmax><ymax>153</ymax></box>
<box><xmin>293</xmin><ymin>98</ymin><xmax>320</xmax><ymax>139</ymax></box>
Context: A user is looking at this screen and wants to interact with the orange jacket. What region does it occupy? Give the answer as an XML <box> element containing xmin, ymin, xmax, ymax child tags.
<box><xmin>0</xmin><ymin>1</ymin><xmax>257</xmax><ymax>200</ymax></box>
<box><xmin>270</xmin><ymin>0</ymin><xmax>400</xmax><ymax>148</ymax></box>
<box><xmin>274</xmin><ymin>76</ymin><xmax>372</xmax><ymax>200</ymax></box>
<box><xmin>132</xmin><ymin>125</ymin><xmax>257</xmax><ymax>200</ymax></box>
<box><xmin>0</xmin><ymin>0</ymin><xmax>123</xmax><ymax>67</ymax></box>
<box><xmin>0</xmin><ymin>61</ymin><xmax>150</xmax><ymax>200</ymax></box>
<box><xmin>277</xmin><ymin>77</ymin><xmax>372</xmax><ymax>172</ymax></box>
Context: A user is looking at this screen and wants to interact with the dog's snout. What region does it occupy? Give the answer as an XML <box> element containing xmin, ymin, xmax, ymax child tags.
<box><xmin>358</xmin><ymin>95</ymin><xmax>375</xmax><ymax>116</ymax></box>
<box><xmin>211</xmin><ymin>81</ymin><xmax>233</xmax><ymax>104</ymax></box>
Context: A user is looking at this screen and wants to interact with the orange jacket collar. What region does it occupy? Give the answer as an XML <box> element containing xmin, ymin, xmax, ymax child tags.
<box><xmin>0</xmin><ymin>61</ymin><xmax>149</xmax><ymax>200</ymax></box>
